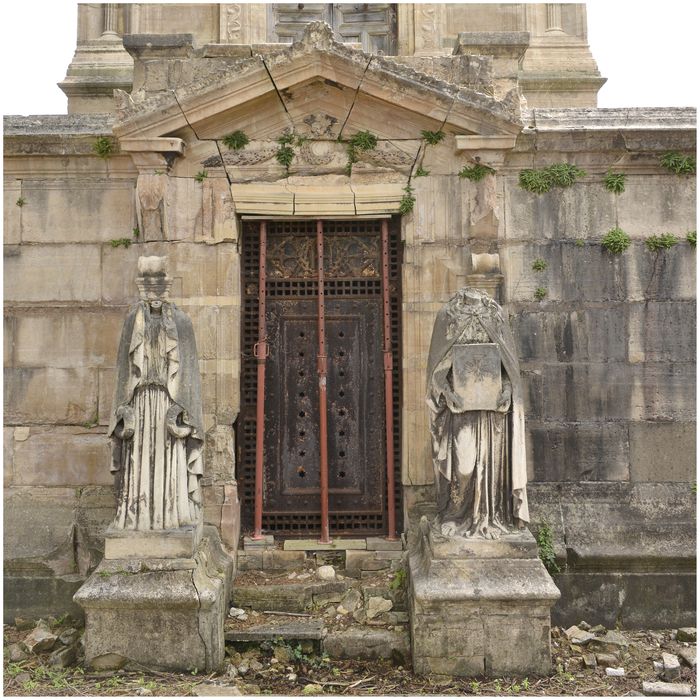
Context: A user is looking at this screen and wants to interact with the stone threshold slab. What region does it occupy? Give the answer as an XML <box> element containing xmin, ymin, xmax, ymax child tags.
<box><xmin>283</xmin><ymin>539</ymin><xmax>367</xmax><ymax>551</ymax></box>
<box><xmin>225</xmin><ymin>619</ymin><xmax>325</xmax><ymax>643</ymax></box>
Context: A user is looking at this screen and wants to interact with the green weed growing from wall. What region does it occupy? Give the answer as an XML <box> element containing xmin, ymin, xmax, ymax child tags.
<box><xmin>92</xmin><ymin>137</ymin><xmax>114</xmax><ymax>159</ymax></box>
<box><xmin>660</xmin><ymin>151</ymin><xmax>696</xmax><ymax>176</ymax></box>
<box><xmin>420</xmin><ymin>129</ymin><xmax>445</xmax><ymax>145</ymax></box>
<box><xmin>687</xmin><ymin>231</ymin><xmax>697</xmax><ymax>248</ymax></box>
<box><xmin>458</xmin><ymin>163</ymin><xmax>495</xmax><ymax>181</ymax></box>
<box><xmin>399</xmin><ymin>184</ymin><xmax>416</xmax><ymax>215</ymax></box>
<box><xmin>645</xmin><ymin>233</ymin><xmax>678</xmax><ymax>252</ymax></box>
<box><xmin>601</xmin><ymin>227</ymin><xmax>631</xmax><ymax>254</ymax></box>
<box><xmin>603</xmin><ymin>171</ymin><xmax>626</xmax><ymax>194</ymax></box>
<box><xmin>536</xmin><ymin>521</ymin><xmax>560</xmax><ymax>574</ymax></box>
<box><xmin>222</xmin><ymin>130</ymin><xmax>249</xmax><ymax>151</ymax></box>
<box><xmin>519</xmin><ymin>163</ymin><xmax>586</xmax><ymax>193</ymax></box>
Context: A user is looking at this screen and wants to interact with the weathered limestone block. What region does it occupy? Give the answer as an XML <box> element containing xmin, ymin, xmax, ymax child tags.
<box><xmin>12</xmin><ymin>427</ymin><xmax>112</xmax><ymax>486</ymax></box>
<box><xmin>4</xmin><ymin>244</ymin><xmax>101</xmax><ymax>302</ymax></box>
<box><xmin>629</xmin><ymin>421</ymin><xmax>696</xmax><ymax>482</ymax></box>
<box><xmin>503</xmin><ymin>180</ymin><xmax>616</xmax><ymax>242</ymax></box>
<box><xmin>323</xmin><ymin>628</ymin><xmax>410</xmax><ymax>663</ymax></box>
<box><xmin>527</xmin><ymin>422</ymin><xmax>630</xmax><ymax>482</ymax></box>
<box><xmin>627</xmin><ymin>302</ymin><xmax>696</xmax><ymax>363</ymax></box>
<box><xmin>623</xmin><ymin>244</ymin><xmax>697</xmax><ymax>302</ymax></box>
<box><xmin>75</xmin><ymin>527</ymin><xmax>232</xmax><ymax>673</ymax></box>
<box><xmin>617</xmin><ymin>175</ymin><xmax>696</xmax><ymax>236</ymax></box>
<box><xmin>409</xmin><ymin>527</ymin><xmax>560</xmax><ymax>677</ymax></box>
<box><xmin>13</xmin><ymin>310</ymin><xmax>124</xmax><ymax>369</ymax></box>
<box><xmin>164</xmin><ymin>177</ymin><xmax>203</xmax><ymax>240</ymax></box>
<box><xmin>4</xmin><ymin>486</ymin><xmax>79</xmax><ymax>577</ymax></box>
<box><xmin>5</xmin><ymin>367</ymin><xmax>98</xmax><ymax>425</ymax></box>
<box><xmin>19</xmin><ymin>180</ymin><xmax>136</xmax><ymax>243</ymax></box>
<box><xmin>3</xmin><ymin>179</ymin><xmax>21</xmax><ymax>244</ymax></box>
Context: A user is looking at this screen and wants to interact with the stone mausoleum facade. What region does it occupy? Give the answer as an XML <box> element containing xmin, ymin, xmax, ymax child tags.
<box><xmin>4</xmin><ymin>3</ymin><xmax>696</xmax><ymax>628</ymax></box>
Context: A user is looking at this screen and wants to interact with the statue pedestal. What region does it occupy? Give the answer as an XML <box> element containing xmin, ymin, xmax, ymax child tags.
<box><xmin>408</xmin><ymin>520</ymin><xmax>560</xmax><ymax>677</ymax></box>
<box><xmin>74</xmin><ymin>526</ymin><xmax>232</xmax><ymax>672</ymax></box>
<box><xmin>104</xmin><ymin>523</ymin><xmax>203</xmax><ymax>559</ymax></box>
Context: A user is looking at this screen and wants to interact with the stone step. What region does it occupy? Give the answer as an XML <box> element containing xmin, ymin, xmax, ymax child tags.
<box><xmin>224</xmin><ymin>617</ymin><xmax>410</xmax><ymax>663</ymax></box>
<box><xmin>225</xmin><ymin>619</ymin><xmax>324</xmax><ymax>644</ymax></box>
<box><xmin>232</xmin><ymin>581</ymin><xmax>350</xmax><ymax>613</ymax></box>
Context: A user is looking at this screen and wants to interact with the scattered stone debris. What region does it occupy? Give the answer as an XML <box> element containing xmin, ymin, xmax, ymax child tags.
<box><xmin>366</xmin><ymin>596</ymin><xmax>393</xmax><ymax>620</ymax></box>
<box><xmin>316</xmin><ymin>565</ymin><xmax>336</xmax><ymax>581</ymax></box>
<box><xmin>642</xmin><ymin>680</ymin><xmax>693</xmax><ymax>696</ymax></box>
<box><xmin>662</xmin><ymin>652</ymin><xmax>682</xmax><ymax>681</ymax></box>
<box><xmin>229</xmin><ymin>607</ymin><xmax>248</xmax><ymax>621</ymax></box>
<box><xmin>302</xmin><ymin>682</ymin><xmax>323</xmax><ymax>695</ymax></box>
<box><xmin>193</xmin><ymin>683</ymin><xmax>242</xmax><ymax>696</ymax></box>
<box><xmin>22</xmin><ymin>620</ymin><xmax>58</xmax><ymax>654</ymax></box>
<box><xmin>606</xmin><ymin>667</ymin><xmax>625</xmax><ymax>677</ymax></box>
<box><xmin>564</xmin><ymin>624</ymin><xmax>595</xmax><ymax>645</ymax></box>
<box><xmin>677</xmin><ymin>628</ymin><xmax>697</xmax><ymax>643</ymax></box>
<box><xmin>679</xmin><ymin>646</ymin><xmax>697</xmax><ymax>669</ymax></box>
<box><xmin>582</xmin><ymin>652</ymin><xmax>597</xmax><ymax>669</ymax></box>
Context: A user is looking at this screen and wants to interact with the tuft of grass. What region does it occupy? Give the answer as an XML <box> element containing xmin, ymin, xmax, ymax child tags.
<box><xmin>575</xmin><ymin>238</ymin><xmax>585</xmax><ymax>247</ymax></box>
<box><xmin>645</xmin><ymin>233</ymin><xmax>678</xmax><ymax>252</ymax></box>
<box><xmin>398</xmin><ymin>184</ymin><xmax>415</xmax><ymax>215</ymax></box>
<box><xmin>536</xmin><ymin>521</ymin><xmax>560</xmax><ymax>574</ymax></box>
<box><xmin>458</xmin><ymin>163</ymin><xmax>495</xmax><ymax>181</ymax></box>
<box><xmin>421</xmin><ymin>129</ymin><xmax>445</xmax><ymax>145</ymax></box>
<box><xmin>16</xmin><ymin>197</ymin><xmax>26</xmax><ymax>207</ymax></box>
<box><xmin>110</xmin><ymin>238</ymin><xmax>132</xmax><ymax>249</ymax></box>
<box><xmin>534</xmin><ymin>287</ymin><xmax>547</xmax><ymax>301</ymax></box>
<box><xmin>92</xmin><ymin>136</ymin><xmax>114</xmax><ymax>159</ymax></box>
<box><xmin>660</xmin><ymin>151</ymin><xmax>696</xmax><ymax>176</ymax></box>
<box><xmin>414</xmin><ymin>166</ymin><xmax>430</xmax><ymax>177</ymax></box>
<box><xmin>132</xmin><ymin>226</ymin><xmax>140</xmax><ymax>240</ymax></box>
<box><xmin>348</xmin><ymin>130</ymin><xmax>378</xmax><ymax>152</ymax></box>
<box><xmin>389</xmin><ymin>568</ymin><xmax>406</xmax><ymax>590</ymax></box>
<box><xmin>222</xmin><ymin>130</ymin><xmax>249</xmax><ymax>151</ymax></box>
<box><xmin>519</xmin><ymin>163</ymin><xmax>586</xmax><ymax>193</ymax></box>
<box><xmin>532</xmin><ymin>258</ymin><xmax>547</xmax><ymax>272</ymax></box>
<box><xmin>601</xmin><ymin>226</ymin><xmax>631</xmax><ymax>254</ymax></box>
<box><xmin>194</xmin><ymin>170</ymin><xmax>208</xmax><ymax>182</ymax></box>
<box><xmin>276</xmin><ymin>132</ymin><xmax>296</xmax><ymax>169</ymax></box>
<box><xmin>687</xmin><ymin>230</ymin><xmax>696</xmax><ymax>248</ymax></box>
<box><xmin>603</xmin><ymin>170</ymin><xmax>626</xmax><ymax>194</ymax></box>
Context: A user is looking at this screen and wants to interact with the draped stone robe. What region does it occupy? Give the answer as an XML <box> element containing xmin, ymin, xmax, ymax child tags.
<box><xmin>426</xmin><ymin>290</ymin><xmax>529</xmax><ymax>537</ymax></box>
<box><xmin>108</xmin><ymin>301</ymin><xmax>204</xmax><ymax>530</ymax></box>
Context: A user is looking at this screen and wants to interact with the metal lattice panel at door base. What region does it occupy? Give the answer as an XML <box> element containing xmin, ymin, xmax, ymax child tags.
<box><xmin>239</xmin><ymin>218</ymin><xmax>402</xmax><ymax>536</ymax></box>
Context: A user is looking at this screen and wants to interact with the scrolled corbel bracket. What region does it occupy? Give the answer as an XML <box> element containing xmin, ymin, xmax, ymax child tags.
<box><xmin>120</xmin><ymin>137</ymin><xmax>186</xmax><ymax>173</ymax></box>
<box><xmin>454</xmin><ymin>134</ymin><xmax>518</xmax><ymax>168</ymax></box>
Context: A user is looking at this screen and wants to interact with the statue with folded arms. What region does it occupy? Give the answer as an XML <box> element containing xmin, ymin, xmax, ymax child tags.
<box><xmin>109</xmin><ymin>256</ymin><xmax>204</xmax><ymax>530</ymax></box>
<box><xmin>426</xmin><ymin>288</ymin><xmax>529</xmax><ymax>539</ymax></box>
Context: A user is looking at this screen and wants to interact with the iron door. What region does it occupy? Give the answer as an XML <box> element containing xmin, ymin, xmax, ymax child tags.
<box><xmin>240</xmin><ymin>219</ymin><xmax>401</xmax><ymax>535</ymax></box>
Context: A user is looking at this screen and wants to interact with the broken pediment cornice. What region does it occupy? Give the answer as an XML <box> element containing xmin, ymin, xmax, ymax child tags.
<box><xmin>114</xmin><ymin>21</ymin><xmax>523</xmax><ymax>144</ymax></box>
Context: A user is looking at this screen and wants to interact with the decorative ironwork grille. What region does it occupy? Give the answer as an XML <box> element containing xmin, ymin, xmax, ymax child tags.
<box><xmin>239</xmin><ymin>218</ymin><xmax>402</xmax><ymax>536</ymax></box>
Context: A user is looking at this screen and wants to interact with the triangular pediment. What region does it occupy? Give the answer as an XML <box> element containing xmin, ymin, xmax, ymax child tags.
<box><xmin>114</xmin><ymin>22</ymin><xmax>522</xmax><ymax>143</ymax></box>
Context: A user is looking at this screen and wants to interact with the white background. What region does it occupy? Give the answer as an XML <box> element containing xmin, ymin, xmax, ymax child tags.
<box><xmin>1</xmin><ymin>0</ymin><xmax>699</xmax><ymax>115</ymax></box>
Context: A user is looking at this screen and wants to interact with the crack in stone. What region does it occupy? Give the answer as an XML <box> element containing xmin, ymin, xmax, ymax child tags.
<box><xmin>191</xmin><ymin>560</ymin><xmax>209</xmax><ymax>671</ymax></box>
<box><xmin>338</xmin><ymin>55</ymin><xmax>374</xmax><ymax>139</ymax></box>
<box><xmin>260</xmin><ymin>56</ymin><xmax>294</xmax><ymax>126</ymax></box>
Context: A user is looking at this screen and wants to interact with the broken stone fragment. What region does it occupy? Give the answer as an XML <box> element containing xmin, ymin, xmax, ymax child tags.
<box><xmin>49</xmin><ymin>642</ymin><xmax>79</xmax><ymax>668</ymax></box>
<box><xmin>590</xmin><ymin>624</ymin><xmax>607</xmax><ymax>634</ymax></box>
<box><xmin>605</xmin><ymin>667</ymin><xmax>625</xmax><ymax>677</ymax></box>
<box><xmin>642</xmin><ymin>681</ymin><xmax>693</xmax><ymax>696</ymax></box>
<box><xmin>193</xmin><ymin>683</ymin><xmax>243</xmax><ymax>697</ymax></box>
<box><xmin>302</xmin><ymin>683</ymin><xmax>323</xmax><ymax>696</ymax></box>
<box><xmin>272</xmin><ymin>645</ymin><xmax>294</xmax><ymax>664</ymax></box>
<box><xmin>58</xmin><ymin>628</ymin><xmax>81</xmax><ymax>646</ymax></box>
<box><xmin>22</xmin><ymin>621</ymin><xmax>58</xmax><ymax>653</ymax></box>
<box><xmin>14</xmin><ymin>617</ymin><xmax>35</xmax><ymax>631</ymax></box>
<box><xmin>662</xmin><ymin>652</ymin><xmax>682</xmax><ymax>682</ymax></box>
<box><xmin>316</xmin><ymin>565</ymin><xmax>336</xmax><ymax>581</ymax></box>
<box><xmin>582</xmin><ymin>653</ymin><xmax>597</xmax><ymax>669</ymax></box>
<box><xmin>337</xmin><ymin>588</ymin><xmax>362</xmax><ymax>615</ymax></box>
<box><xmin>595</xmin><ymin>653</ymin><xmax>619</xmax><ymax>666</ymax></box>
<box><xmin>676</xmin><ymin>627</ymin><xmax>696</xmax><ymax>643</ymax></box>
<box><xmin>653</xmin><ymin>660</ymin><xmax>664</xmax><ymax>673</ymax></box>
<box><xmin>588</xmin><ymin>631</ymin><xmax>628</xmax><ymax>655</ymax></box>
<box><xmin>578</xmin><ymin>620</ymin><xmax>592</xmax><ymax>631</ymax></box>
<box><xmin>366</xmin><ymin>596</ymin><xmax>393</xmax><ymax>620</ymax></box>
<box><xmin>8</xmin><ymin>643</ymin><xmax>28</xmax><ymax>662</ymax></box>
<box><xmin>90</xmin><ymin>652</ymin><xmax>129</xmax><ymax>670</ymax></box>
<box><xmin>564</xmin><ymin>625</ymin><xmax>595</xmax><ymax>645</ymax></box>
<box><xmin>678</xmin><ymin>647</ymin><xmax>696</xmax><ymax>668</ymax></box>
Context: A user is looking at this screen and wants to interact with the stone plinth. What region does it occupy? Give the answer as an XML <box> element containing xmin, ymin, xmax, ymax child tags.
<box><xmin>409</xmin><ymin>521</ymin><xmax>560</xmax><ymax>677</ymax></box>
<box><xmin>74</xmin><ymin>526</ymin><xmax>232</xmax><ymax>672</ymax></box>
<box><xmin>104</xmin><ymin>523</ymin><xmax>203</xmax><ymax>560</ymax></box>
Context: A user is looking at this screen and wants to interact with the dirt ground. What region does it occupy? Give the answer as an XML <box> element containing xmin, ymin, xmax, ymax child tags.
<box><xmin>3</xmin><ymin>620</ymin><xmax>696</xmax><ymax>697</ymax></box>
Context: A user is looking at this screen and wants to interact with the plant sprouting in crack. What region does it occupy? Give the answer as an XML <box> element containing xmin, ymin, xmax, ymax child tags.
<box><xmin>458</xmin><ymin>163</ymin><xmax>495</xmax><ymax>181</ymax></box>
<box><xmin>194</xmin><ymin>170</ymin><xmax>208</xmax><ymax>183</ymax></box>
<box><xmin>399</xmin><ymin>184</ymin><xmax>416</xmax><ymax>215</ymax></box>
<box><xmin>343</xmin><ymin>130</ymin><xmax>378</xmax><ymax>175</ymax></box>
<box><xmin>519</xmin><ymin>163</ymin><xmax>586</xmax><ymax>193</ymax></box>
<box><xmin>603</xmin><ymin>170</ymin><xmax>626</xmax><ymax>194</ymax></box>
<box><xmin>276</xmin><ymin>132</ymin><xmax>296</xmax><ymax>170</ymax></box>
<box><xmin>601</xmin><ymin>226</ymin><xmax>631</xmax><ymax>255</ymax></box>
<box><xmin>222</xmin><ymin>130</ymin><xmax>249</xmax><ymax>151</ymax></box>
<box><xmin>535</xmin><ymin>521</ymin><xmax>560</xmax><ymax>574</ymax></box>
<box><xmin>645</xmin><ymin>233</ymin><xmax>678</xmax><ymax>252</ymax></box>
<box><xmin>420</xmin><ymin>129</ymin><xmax>445</xmax><ymax>145</ymax></box>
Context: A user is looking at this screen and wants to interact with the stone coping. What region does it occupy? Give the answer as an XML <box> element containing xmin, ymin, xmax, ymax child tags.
<box><xmin>3</xmin><ymin>114</ymin><xmax>115</xmax><ymax>136</ymax></box>
<box><xmin>522</xmin><ymin>107</ymin><xmax>697</xmax><ymax>131</ymax></box>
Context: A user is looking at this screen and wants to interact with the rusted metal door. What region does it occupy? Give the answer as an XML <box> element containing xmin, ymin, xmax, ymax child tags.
<box><xmin>239</xmin><ymin>219</ymin><xmax>401</xmax><ymax>536</ymax></box>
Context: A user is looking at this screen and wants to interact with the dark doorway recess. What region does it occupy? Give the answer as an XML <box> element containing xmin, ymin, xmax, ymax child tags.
<box><xmin>238</xmin><ymin>218</ymin><xmax>402</xmax><ymax>536</ymax></box>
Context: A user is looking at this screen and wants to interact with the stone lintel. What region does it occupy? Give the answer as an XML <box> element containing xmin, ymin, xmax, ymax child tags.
<box><xmin>455</xmin><ymin>134</ymin><xmax>518</xmax><ymax>151</ymax></box>
<box><xmin>123</xmin><ymin>34</ymin><xmax>195</xmax><ymax>60</ymax></box>
<box><xmin>283</xmin><ymin>538</ymin><xmax>367</xmax><ymax>551</ymax></box>
<box><xmin>104</xmin><ymin>524</ymin><xmax>203</xmax><ymax>560</ymax></box>
<box><xmin>120</xmin><ymin>137</ymin><xmax>185</xmax><ymax>155</ymax></box>
<box><xmin>455</xmin><ymin>32</ymin><xmax>531</xmax><ymax>60</ymax></box>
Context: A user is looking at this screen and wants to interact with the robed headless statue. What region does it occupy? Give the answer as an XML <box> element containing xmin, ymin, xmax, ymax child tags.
<box><xmin>426</xmin><ymin>288</ymin><xmax>529</xmax><ymax>539</ymax></box>
<box><xmin>109</xmin><ymin>256</ymin><xmax>204</xmax><ymax>530</ymax></box>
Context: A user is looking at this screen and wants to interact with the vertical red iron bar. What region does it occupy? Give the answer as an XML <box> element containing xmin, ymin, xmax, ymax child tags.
<box><xmin>381</xmin><ymin>219</ymin><xmax>398</xmax><ymax>541</ymax></box>
<box><xmin>253</xmin><ymin>220</ymin><xmax>268</xmax><ymax>539</ymax></box>
<box><xmin>316</xmin><ymin>220</ymin><xmax>331</xmax><ymax>544</ymax></box>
